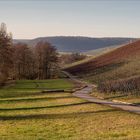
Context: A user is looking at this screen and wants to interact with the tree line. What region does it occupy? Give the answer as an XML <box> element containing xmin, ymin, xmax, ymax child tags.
<box><xmin>59</xmin><ymin>53</ymin><xmax>87</xmax><ymax>66</ymax></box>
<box><xmin>0</xmin><ymin>23</ymin><xmax>59</xmax><ymax>85</ymax></box>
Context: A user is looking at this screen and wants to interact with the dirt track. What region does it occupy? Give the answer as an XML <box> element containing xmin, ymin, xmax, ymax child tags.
<box><xmin>63</xmin><ymin>71</ymin><xmax>140</xmax><ymax>115</ymax></box>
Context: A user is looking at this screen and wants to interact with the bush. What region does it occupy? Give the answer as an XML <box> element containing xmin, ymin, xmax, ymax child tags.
<box><xmin>98</xmin><ymin>76</ymin><xmax>140</xmax><ymax>94</ymax></box>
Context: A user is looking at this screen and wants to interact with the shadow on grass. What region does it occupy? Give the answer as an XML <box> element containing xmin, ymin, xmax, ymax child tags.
<box><xmin>0</xmin><ymin>108</ymin><xmax>117</xmax><ymax>120</ymax></box>
<box><xmin>0</xmin><ymin>102</ymin><xmax>92</xmax><ymax>111</ymax></box>
<box><xmin>0</xmin><ymin>96</ymin><xmax>76</xmax><ymax>103</ymax></box>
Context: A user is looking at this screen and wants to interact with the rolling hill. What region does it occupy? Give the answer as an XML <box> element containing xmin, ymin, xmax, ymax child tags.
<box><xmin>14</xmin><ymin>36</ymin><xmax>136</xmax><ymax>53</ymax></box>
<box><xmin>64</xmin><ymin>39</ymin><xmax>140</xmax><ymax>94</ymax></box>
<box><xmin>83</xmin><ymin>45</ymin><xmax>121</xmax><ymax>56</ymax></box>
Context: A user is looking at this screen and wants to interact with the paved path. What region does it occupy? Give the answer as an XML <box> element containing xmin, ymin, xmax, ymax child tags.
<box><xmin>63</xmin><ymin>71</ymin><xmax>140</xmax><ymax>115</ymax></box>
<box><xmin>73</xmin><ymin>85</ymin><xmax>140</xmax><ymax>114</ymax></box>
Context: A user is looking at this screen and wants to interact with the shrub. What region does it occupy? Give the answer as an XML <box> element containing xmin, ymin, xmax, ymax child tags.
<box><xmin>98</xmin><ymin>76</ymin><xmax>140</xmax><ymax>94</ymax></box>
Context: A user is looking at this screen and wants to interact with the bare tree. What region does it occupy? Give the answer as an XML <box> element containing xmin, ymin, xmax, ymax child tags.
<box><xmin>59</xmin><ymin>53</ymin><xmax>86</xmax><ymax>66</ymax></box>
<box><xmin>35</xmin><ymin>41</ymin><xmax>58</xmax><ymax>79</ymax></box>
<box><xmin>0</xmin><ymin>23</ymin><xmax>59</xmax><ymax>83</ymax></box>
<box><xmin>13</xmin><ymin>43</ymin><xmax>36</xmax><ymax>79</ymax></box>
<box><xmin>0</xmin><ymin>23</ymin><xmax>13</xmax><ymax>84</ymax></box>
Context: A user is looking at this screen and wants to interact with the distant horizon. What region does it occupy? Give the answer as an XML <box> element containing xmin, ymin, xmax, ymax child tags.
<box><xmin>1</xmin><ymin>0</ymin><xmax>140</xmax><ymax>39</ymax></box>
<box><xmin>14</xmin><ymin>35</ymin><xmax>138</xmax><ymax>40</ymax></box>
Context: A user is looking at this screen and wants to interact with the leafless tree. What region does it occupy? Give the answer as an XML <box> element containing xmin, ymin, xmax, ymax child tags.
<box><xmin>0</xmin><ymin>23</ymin><xmax>59</xmax><ymax>83</ymax></box>
<box><xmin>35</xmin><ymin>41</ymin><xmax>59</xmax><ymax>79</ymax></box>
<box><xmin>13</xmin><ymin>43</ymin><xmax>36</xmax><ymax>79</ymax></box>
<box><xmin>0</xmin><ymin>23</ymin><xmax>13</xmax><ymax>84</ymax></box>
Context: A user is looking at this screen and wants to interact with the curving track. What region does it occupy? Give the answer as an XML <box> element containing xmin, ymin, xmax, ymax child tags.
<box><xmin>63</xmin><ymin>71</ymin><xmax>140</xmax><ymax>115</ymax></box>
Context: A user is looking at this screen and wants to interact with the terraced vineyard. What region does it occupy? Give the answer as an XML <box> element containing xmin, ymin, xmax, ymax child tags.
<box><xmin>0</xmin><ymin>79</ymin><xmax>140</xmax><ymax>140</ymax></box>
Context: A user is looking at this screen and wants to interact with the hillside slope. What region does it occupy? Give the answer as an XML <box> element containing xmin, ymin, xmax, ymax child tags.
<box><xmin>14</xmin><ymin>36</ymin><xmax>136</xmax><ymax>53</ymax></box>
<box><xmin>64</xmin><ymin>39</ymin><xmax>140</xmax><ymax>94</ymax></box>
<box><xmin>65</xmin><ymin>40</ymin><xmax>140</xmax><ymax>74</ymax></box>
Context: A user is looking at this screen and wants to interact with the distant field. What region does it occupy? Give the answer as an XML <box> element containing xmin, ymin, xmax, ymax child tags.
<box><xmin>0</xmin><ymin>79</ymin><xmax>74</xmax><ymax>98</ymax></box>
<box><xmin>0</xmin><ymin>91</ymin><xmax>140</xmax><ymax>140</ymax></box>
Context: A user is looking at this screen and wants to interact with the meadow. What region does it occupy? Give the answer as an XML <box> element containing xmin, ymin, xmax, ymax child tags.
<box><xmin>0</xmin><ymin>79</ymin><xmax>140</xmax><ymax>140</ymax></box>
<box><xmin>0</xmin><ymin>79</ymin><xmax>74</xmax><ymax>98</ymax></box>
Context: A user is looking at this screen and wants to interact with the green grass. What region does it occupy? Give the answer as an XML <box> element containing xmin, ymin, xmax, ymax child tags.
<box><xmin>91</xmin><ymin>89</ymin><xmax>140</xmax><ymax>104</ymax></box>
<box><xmin>0</xmin><ymin>79</ymin><xmax>139</xmax><ymax>139</ymax></box>
<box><xmin>10</xmin><ymin>79</ymin><xmax>74</xmax><ymax>90</ymax></box>
<box><xmin>0</xmin><ymin>91</ymin><xmax>140</xmax><ymax>140</ymax></box>
<box><xmin>0</xmin><ymin>79</ymin><xmax>74</xmax><ymax>98</ymax></box>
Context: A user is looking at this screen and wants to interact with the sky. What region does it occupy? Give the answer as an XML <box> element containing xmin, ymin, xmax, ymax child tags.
<box><xmin>0</xmin><ymin>0</ymin><xmax>140</xmax><ymax>39</ymax></box>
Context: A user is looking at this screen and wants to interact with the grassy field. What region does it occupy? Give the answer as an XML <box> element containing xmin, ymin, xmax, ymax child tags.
<box><xmin>0</xmin><ymin>79</ymin><xmax>74</xmax><ymax>98</ymax></box>
<box><xmin>0</xmin><ymin>80</ymin><xmax>140</xmax><ymax>140</ymax></box>
<box><xmin>0</xmin><ymin>92</ymin><xmax>140</xmax><ymax>140</ymax></box>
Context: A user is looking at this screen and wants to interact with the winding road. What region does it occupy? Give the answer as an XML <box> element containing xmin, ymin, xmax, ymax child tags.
<box><xmin>63</xmin><ymin>71</ymin><xmax>140</xmax><ymax>115</ymax></box>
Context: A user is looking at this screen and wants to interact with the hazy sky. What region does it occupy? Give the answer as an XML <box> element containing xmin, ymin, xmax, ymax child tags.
<box><xmin>0</xmin><ymin>0</ymin><xmax>140</xmax><ymax>39</ymax></box>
